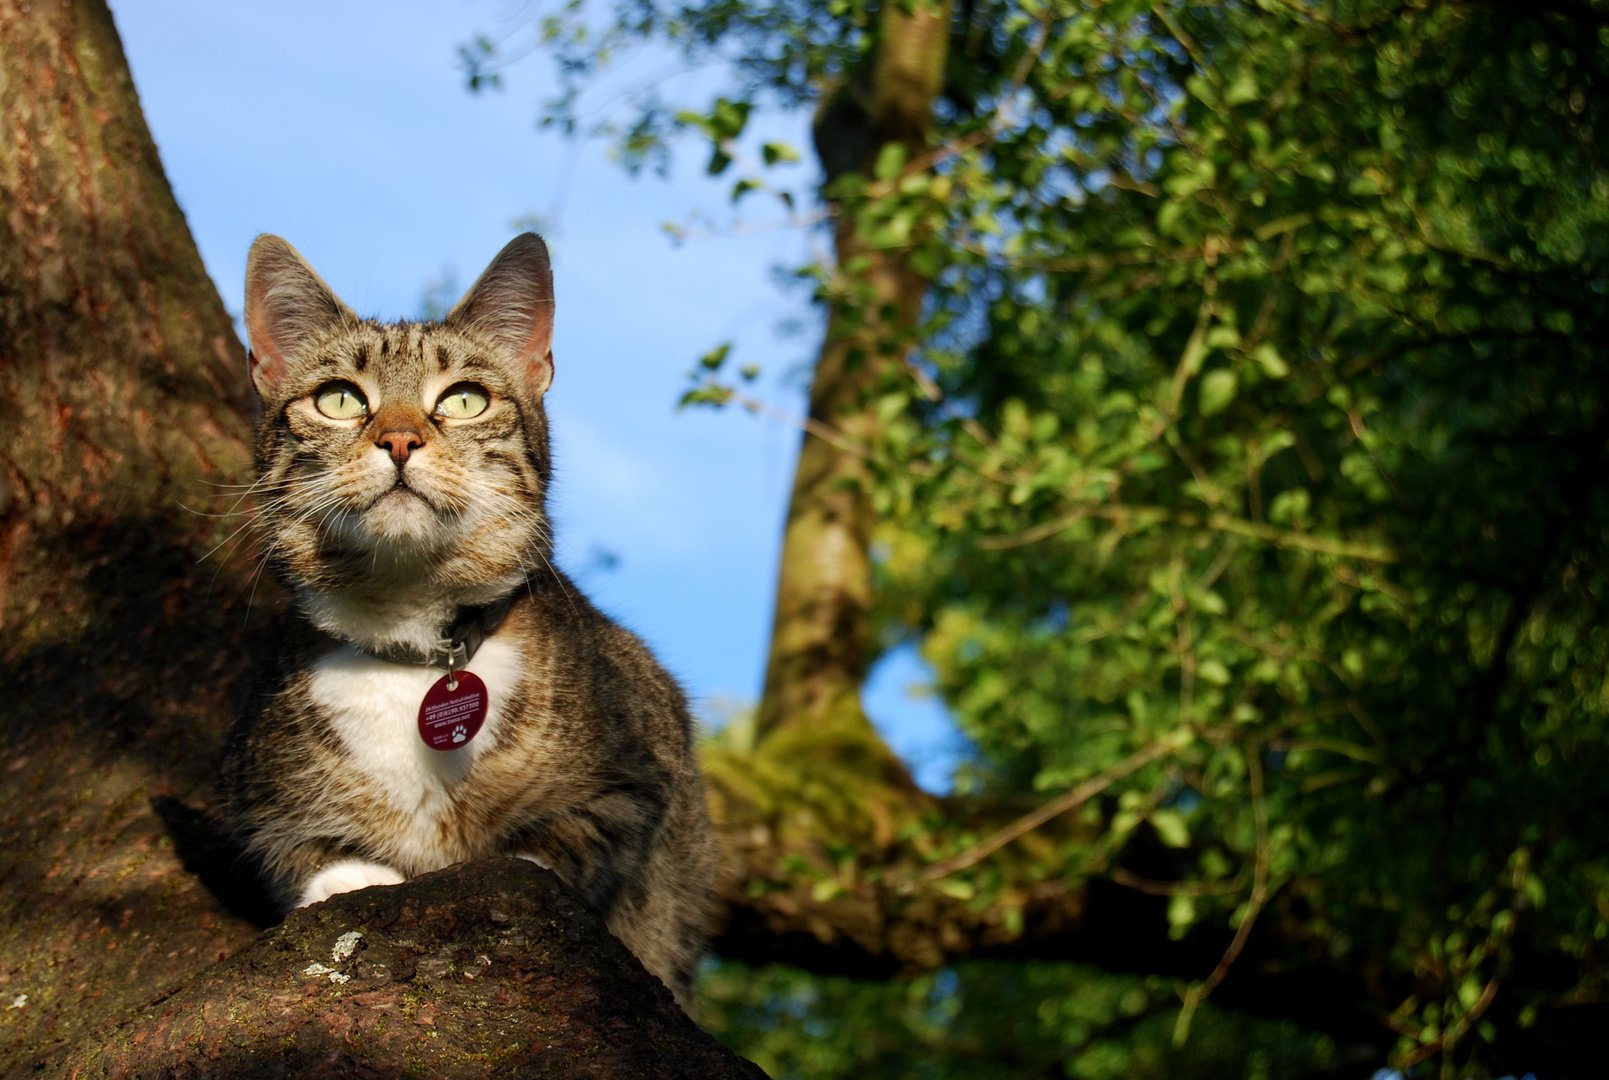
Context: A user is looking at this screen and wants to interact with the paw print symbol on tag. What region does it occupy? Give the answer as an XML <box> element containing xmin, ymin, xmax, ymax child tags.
<box><xmin>452</xmin><ymin>724</ymin><xmax>467</xmax><ymax>743</ymax></box>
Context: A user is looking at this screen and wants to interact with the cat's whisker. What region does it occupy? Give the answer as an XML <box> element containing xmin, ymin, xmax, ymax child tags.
<box><xmin>193</xmin><ymin>475</ymin><xmax>302</xmax><ymax>520</ymax></box>
<box><xmin>193</xmin><ymin>480</ymin><xmax>299</xmax><ymax>496</ymax></box>
<box><xmin>197</xmin><ymin>483</ymin><xmax>344</xmax><ymax>566</ymax></box>
<box><xmin>197</xmin><ymin>509</ymin><xmax>279</xmax><ymax>564</ymax></box>
<box><xmin>181</xmin><ymin>502</ymin><xmax>258</xmax><ymax>520</ymax></box>
<box><xmin>199</xmin><ymin>476</ymin><xmax>300</xmax><ymax>489</ymax></box>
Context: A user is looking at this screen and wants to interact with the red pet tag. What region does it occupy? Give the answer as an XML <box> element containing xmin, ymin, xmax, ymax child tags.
<box><xmin>417</xmin><ymin>671</ymin><xmax>488</xmax><ymax>751</ymax></box>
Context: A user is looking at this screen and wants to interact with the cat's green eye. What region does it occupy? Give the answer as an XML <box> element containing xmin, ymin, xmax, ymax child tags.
<box><xmin>313</xmin><ymin>383</ymin><xmax>368</xmax><ymax>420</ymax></box>
<box><xmin>436</xmin><ymin>384</ymin><xmax>490</xmax><ymax>420</ymax></box>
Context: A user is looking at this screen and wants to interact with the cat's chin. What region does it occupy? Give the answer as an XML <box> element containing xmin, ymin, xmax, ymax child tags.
<box><xmin>361</xmin><ymin>487</ymin><xmax>440</xmax><ymax>542</ymax></box>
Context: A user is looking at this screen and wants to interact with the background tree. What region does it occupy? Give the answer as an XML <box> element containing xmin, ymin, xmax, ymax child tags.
<box><xmin>477</xmin><ymin>0</ymin><xmax>1609</xmax><ymax>1073</ymax></box>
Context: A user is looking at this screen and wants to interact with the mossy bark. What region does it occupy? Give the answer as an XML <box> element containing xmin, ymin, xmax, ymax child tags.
<box><xmin>752</xmin><ymin>0</ymin><xmax>952</xmax><ymax>789</ymax></box>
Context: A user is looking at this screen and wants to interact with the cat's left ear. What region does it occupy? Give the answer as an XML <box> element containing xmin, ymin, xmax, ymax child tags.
<box><xmin>243</xmin><ymin>235</ymin><xmax>357</xmax><ymax>400</ymax></box>
<box><xmin>447</xmin><ymin>233</ymin><xmax>555</xmax><ymax>397</ymax></box>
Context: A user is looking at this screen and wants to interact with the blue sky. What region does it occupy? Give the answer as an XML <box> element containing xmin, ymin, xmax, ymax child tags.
<box><xmin>110</xmin><ymin>0</ymin><xmax>960</xmax><ymax>789</ymax></box>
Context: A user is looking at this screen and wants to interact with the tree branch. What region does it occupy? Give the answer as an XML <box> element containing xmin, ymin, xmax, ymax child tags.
<box><xmin>46</xmin><ymin>860</ymin><xmax>763</xmax><ymax>1080</ymax></box>
<box><xmin>914</xmin><ymin>732</ymin><xmax>1194</xmax><ymax>884</ymax></box>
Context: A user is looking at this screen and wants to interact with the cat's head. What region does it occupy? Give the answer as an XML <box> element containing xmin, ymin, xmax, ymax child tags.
<box><xmin>243</xmin><ymin>234</ymin><xmax>556</xmax><ymax>641</ymax></box>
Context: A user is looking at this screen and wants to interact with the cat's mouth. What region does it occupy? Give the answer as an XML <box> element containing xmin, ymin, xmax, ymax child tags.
<box><xmin>374</xmin><ymin>473</ymin><xmax>441</xmax><ymax>506</ymax></box>
<box><xmin>377</xmin><ymin>481</ymin><xmax>444</xmax><ymax>509</ymax></box>
<box><xmin>361</xmin><ymin>479</ymin><xmax>442</xmax><ymax>538</ymax></box>
<box><xmin>378</xmin><ymin>482</ymin><xmax>421</xmax><ymax>502</ymax></box>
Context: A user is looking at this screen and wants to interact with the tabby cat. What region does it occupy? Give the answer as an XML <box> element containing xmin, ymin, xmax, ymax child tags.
<box><xmin>220</xmin><ymin>233</ymin><xmax>716</xmax><ymax>1009</ymax></box>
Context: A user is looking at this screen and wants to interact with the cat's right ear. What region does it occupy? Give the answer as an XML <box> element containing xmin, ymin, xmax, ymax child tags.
<box><xmin>243</xmin><ymin>235</ymin><xmax>356</xmax><ymax>400</ymax></box>
<box><xmin>447</xmin><ymin>234</ymin><xmax>555</xmax><ymax>397</ymax></box>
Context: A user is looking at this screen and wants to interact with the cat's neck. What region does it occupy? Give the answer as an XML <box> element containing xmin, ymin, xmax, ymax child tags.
<box><xmin>299</xmin><ymin>573</ymin><xmax>526</xmax><ymax>656</ymax></box>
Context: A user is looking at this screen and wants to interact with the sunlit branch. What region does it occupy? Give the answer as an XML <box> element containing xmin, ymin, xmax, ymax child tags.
<box><xmin>980</xmin><ymin>503</ymin><xmax>1399</xmax><ymax>563</ymax></box>
<box><xmin>912</xmin><ymin>730</ymin><xmax>1196</xmax><ymax>886</ymax></box>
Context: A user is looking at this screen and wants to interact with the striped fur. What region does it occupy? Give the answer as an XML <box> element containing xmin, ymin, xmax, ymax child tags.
<box><xmin>220</xmin><ymin>234</ymin><xmax>716</xmax><ymax>1009</ymax></box>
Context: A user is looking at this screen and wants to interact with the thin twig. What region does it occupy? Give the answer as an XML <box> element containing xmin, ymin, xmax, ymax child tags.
<box><xmin>915</xmin><ymin>731</ymin><xmax>1194</xmax><ymax>885</ymax></box>
<box><xmin>975</xmin><ymin>505</ymin><xmax>1093</xmax><ymax>549</ymax></box>
<box><xmin>982</xmin><ymin>502</ymin><xmax>1398</xmax><ymax>563</ymax></box>
<box><xmin>1112</xmin><ymin>866</ymin><xmax>1248</xmax><ymax>897</ymax></box>
<box><xmin>1173</xmin><ymin>747</ymin><xmax>1272</xmax><ymax>1046</ymax></box>
<box><xmin>1398</xmin><ymin>977</ymin><xmax>1500</xmax><ymax>1068</ymax></box>
<box><xmin>1175</xmin><ymin>579</ymin><xmax>1196</xmax><ymax>726</ymax></box>
<box><xmin>723</xmin><ymin>388</ymin><xmax>879</xmax><ymax>463</ymax></box>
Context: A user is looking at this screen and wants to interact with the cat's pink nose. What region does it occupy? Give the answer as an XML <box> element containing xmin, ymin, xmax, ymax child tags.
<box><xmin>377</xmin><ymin>427</ymin><xmax>424</xmax><ymax>464</ymax></box>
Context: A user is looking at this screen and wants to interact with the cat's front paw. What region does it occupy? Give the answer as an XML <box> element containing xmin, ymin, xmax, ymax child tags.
<box><xmin>297</xmin><ymin>859</ymin><xmax>405</xmax><ymax>908</ymax></box>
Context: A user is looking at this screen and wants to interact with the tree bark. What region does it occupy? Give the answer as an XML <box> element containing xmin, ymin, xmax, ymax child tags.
<box><xmin>46</xmin><ymin>860</ymin><xmax>764</xmax><ymax>1080</ymax></box>
<box><xmin>0</xmin><ymin>0</ymin><xmax>265</xmax><ymax>1068</ymax></box>
<box><xmin>753</xmin><ymin>0</ymin><xmax>951</xmax><ymax>770</ymax></box>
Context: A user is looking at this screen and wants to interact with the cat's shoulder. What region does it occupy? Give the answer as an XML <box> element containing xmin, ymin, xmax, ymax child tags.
<box><xmin>516</xmin><ymin>570</ymin><xmax>694</xmax><ymax>731</ymax></box>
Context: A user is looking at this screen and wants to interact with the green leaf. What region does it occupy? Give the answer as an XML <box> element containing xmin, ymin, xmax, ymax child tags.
<box><xmin>1300</xmin><ymin>160</ymin><xmax>1336</xmax><ymax>184</ymax></box>
<box><xmin>811</xmin><ymin>878</ymin><xmax>846</xmax><ymax>902</ymax></box>
<box><xmin>710</xmin><ymin>97</ymin><xmax>752</xmax><ymax>139</ymax></box>
<box><xmin>1224</xmin><ymin>70</ymin><xmax>1259</xmax><ymax>105</ymax></box>
<box><xmin>1157</xmin><ymin>200</ymin><xmax>1184</xmax><ymax>236</ymax></box>
<box><xmin>761</xmin><ymin>141</ymin><xmax>800</xmax><ymax>166</ymax></box>
<box><xmin>1151</xmin><ymin>809</ymin><xmax>1191</xmax><ymax>848</ymax></box>
<box><xmin>1252</xmin><ymin>342</ymin><xmax>1289</xmax><ymax>378</ymax></box>
<box><xmin>1268</xmin><ymin>488</ymin><xmax>1310</xmax><ymax>524</ymax></box>
<box><xmin>1199</xmin><ymin>369</ymin><xmax>1239</xmax><ymax>416</ymax></box>
<box><xmin>677</xmin><ymin>386</ymin><xmax>733</xmax><ymax>409</ymax></box>
<box><xmin>1168</xmin><ymin>894</ymin><xmax>1197</xmax><ymax>938</ymax></box>
<box><xmin>675</xmin><ymin>110</ymin><xmax>713</xmax><ymax>136</ymax></box>
<box><xmin>874</xmin><ymin>142</ymin><xmax>908</xmax><ymax>182</ymax></box>
<box><xmin>700</xmin><ymin>343</ymin><xmax>732</xmax><ymax>370</ymax></box>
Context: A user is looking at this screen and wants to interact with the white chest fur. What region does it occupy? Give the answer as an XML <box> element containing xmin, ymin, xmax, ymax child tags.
<box><xmin>307</xmin><ymin>638</ymin><xmax>524</xmax><ymax>868</ymax></box>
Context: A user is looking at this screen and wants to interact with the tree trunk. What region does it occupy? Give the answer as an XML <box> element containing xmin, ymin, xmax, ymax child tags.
<box><xmin>753</xmin><ymin>0</ymin><xmax>951</xmax><ymax>786</ymax></box>
<box><xmin>0</xmin><ymin>0</ymin><xmax>265</xmax><ymax>1067</ymax></box>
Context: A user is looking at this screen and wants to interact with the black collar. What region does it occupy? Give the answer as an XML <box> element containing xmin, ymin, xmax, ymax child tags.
<box><xmin>351</xmin><ymin>588</ymin><xmax>521</xmax><ymax>672</ymax></box>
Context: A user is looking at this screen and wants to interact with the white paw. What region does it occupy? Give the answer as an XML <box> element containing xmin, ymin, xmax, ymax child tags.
<box><xmin>297</xmin><ymin>859</ymin><xmax>404</xmax><ymax>908</ymax></box>
<box><xmin>514</xmin><ymin>852</ymin><xmax>552</xmax><ymax>870</ymax></box>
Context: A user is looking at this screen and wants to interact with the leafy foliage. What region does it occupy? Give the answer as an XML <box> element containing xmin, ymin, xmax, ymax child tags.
<box><xmin>498</xmin><ymin>0</ymin><xmax>1609</xmax><ymax>1072</ymax></box>
<box><xmin>864</xmin><ymin>3</ymin><xmax>1609</xmax><ymax>1069</ymax></box>
<box><xmin>698</xmin><ymin>959</ymin><xmax>1342</xmax><ymax>1079</ymax></box>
